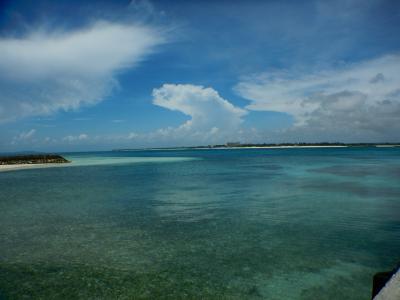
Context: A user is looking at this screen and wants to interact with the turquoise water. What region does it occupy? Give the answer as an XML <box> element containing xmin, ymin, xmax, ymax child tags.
<box><xmin>0</xmin><ymin>148</ymin><xmax>399</xmax><ymax>299</ymax></box>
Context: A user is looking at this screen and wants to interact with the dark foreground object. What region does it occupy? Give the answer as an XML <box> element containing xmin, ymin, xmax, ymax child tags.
<box><xmin>372</xmin><ymin>265</ymin><xmax>399</xmax><ymax>298</ymax></box>
<box><xmin>0</xmin><ymin>154</ymin><xmax>70</xmax><ymax>165</ymax></box>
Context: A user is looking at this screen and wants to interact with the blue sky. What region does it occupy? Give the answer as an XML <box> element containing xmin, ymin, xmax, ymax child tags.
<box><xmin>0</xmin><ymin>0</ymin><xmax>400</xmax><ymax>151</ymax></box>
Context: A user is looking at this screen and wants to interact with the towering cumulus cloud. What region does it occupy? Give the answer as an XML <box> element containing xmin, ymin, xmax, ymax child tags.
<box><xmin>152</xmin><ymin>84</ymin><xmax>247</xmax><ymax>144</ymax></box>
<box><xmin>236</xmin><ymin>54</ymin><xmax>400</xmax><ymax>141</ymax></box>
<box><xmin>0</xmin><ymin>21</ymin><xmax>164</xmax><ymax>122</ymax></box>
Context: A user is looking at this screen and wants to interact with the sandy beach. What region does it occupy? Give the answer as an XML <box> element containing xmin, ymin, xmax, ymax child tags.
<box><xmin>0</xmin><ymin>163</ymin><xmax>57</xmax><ymax>172</ymax></box>
<box><xmin>192</xmin><ymin>145</ymin><xmax>349</xmax><ymax>150</ymax></box>
<box><xmin>227</xmin><ymin>145</ymin><xmax>349</xmax><ymax>149</ymax></box>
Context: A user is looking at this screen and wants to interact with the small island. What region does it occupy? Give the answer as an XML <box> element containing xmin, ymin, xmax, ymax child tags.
<box><xmin>0</xmin><ymin>154</ymin><xmax>70</xmax><ymax>172</ymax></box>
<box><xmin>0</xmin><ymin>154</ymin><xmax>70</xmax><ymax>165</ymax></box>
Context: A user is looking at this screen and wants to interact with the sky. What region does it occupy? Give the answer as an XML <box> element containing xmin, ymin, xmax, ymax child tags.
<box><xmin>0</xmin><ymin>0</ymin><xmax>400</xmax><ymax>151</ymax></box>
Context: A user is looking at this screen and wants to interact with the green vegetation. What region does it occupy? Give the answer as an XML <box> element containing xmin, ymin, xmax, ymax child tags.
<box><xmin>0</xmin><ymin>154</ymin><xmax>69</xmax><ymax>165</ymax></box>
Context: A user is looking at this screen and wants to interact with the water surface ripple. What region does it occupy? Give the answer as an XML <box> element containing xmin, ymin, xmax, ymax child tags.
<box><xmin>0</xmin><ymin>148</ymin><xmax>399</xmax><ymax>299</ymax></box>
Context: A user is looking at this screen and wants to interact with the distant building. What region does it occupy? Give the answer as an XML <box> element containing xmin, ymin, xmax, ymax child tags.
<box><xmin>226</xmin><ymin>142</ymin><xmax>241</xmax><ymax>147</ymax></box>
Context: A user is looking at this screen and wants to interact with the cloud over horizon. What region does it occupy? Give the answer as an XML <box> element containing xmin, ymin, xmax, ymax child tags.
<box><xmin>1</xmin><ymin>0</ymin><xmax>399</xmax><ymax>151</ymax></box>
<box><xmin>235</xmin><ymin>54</ymin><xmax>400</xmax><ymax>141</ymax></box>
<box><xmin>0</xmin><ymin>21</ymin><xmax>165</xmax><ymax>123</ymax></box>
<box><xmin>152</xmin><ymin>84</ymin><xmax>247</xmax><ymax>144</ymax></box>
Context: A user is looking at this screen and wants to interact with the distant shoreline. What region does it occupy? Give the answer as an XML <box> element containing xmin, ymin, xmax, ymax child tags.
<box><xmin>114</xmin><ymin>143</ymin><xmax>400</xmax><ymax>152</ymax></box>
<box><xmin>1</xmin><ymin>145</ymin><xmax>399</xmax><ymax>172</ymax></box>
<box><xmin>0</xmin><ymin>154</ymin><xmax>70</xmax><ymax>172</ymax></box>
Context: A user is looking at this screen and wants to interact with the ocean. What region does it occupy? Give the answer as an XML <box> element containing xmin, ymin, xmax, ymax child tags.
<box><xmin>0</xmin><ymin>147</ymin><xmax>399</xmax><ymax>299</ymax></box>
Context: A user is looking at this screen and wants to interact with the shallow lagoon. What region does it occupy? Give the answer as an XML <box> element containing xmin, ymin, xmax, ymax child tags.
<box><xmin>0</xmin><ymin>148</ymin><xmax>399</xmax><ymax>299</ymax></box>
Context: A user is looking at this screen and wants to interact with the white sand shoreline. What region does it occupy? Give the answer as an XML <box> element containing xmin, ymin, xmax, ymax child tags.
<box><xmin>234</xmin><ymin>145</ymin><xmax>349</xmax><ymax>149</ymax></box>
<box><xmin>115</xmin><ymin>145</ymin><xmax>400</xmax><ymax>152</ymax></box>
<box><xmin>0</xmin><ymin>157</ymin><xmax>197</xmax><ymax>172</ymax></box>
<box><xmin>193</xmin><ymin>145</ymin><xmax>350</xmax><ymax>149</ymax></box>
<box><xmin>0</xmin><ymin>163</ymin><xmax>64</xmax><ymax>172</ymax></box>
<box><xmin>131</xmin><ymin>145</ymin><xmax>351</xmax><ymax>151</ymax></box>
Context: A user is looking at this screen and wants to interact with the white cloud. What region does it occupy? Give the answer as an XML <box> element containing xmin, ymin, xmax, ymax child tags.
<box><xmin>10</xmin><ymin>129</ymin><xmax>37</xmax><ymax>145</ymax></box>
<box><xmin>129</xmin><ymin>0</ymin><xmax>156</xmax><ymax>17</ymax></box>
<box><xmin>127</xmin><ymin>132</ymin><xmax>138</xmax><ymax>139</ymax></box>
<box><xmin>78</xmin><ymin>134</ymin><xmax>88</xmax><ymax>140</ymax></box>
<box><xmin>235</xmin><ymin>54</ymin><xmax>400</xmax><ymax>140</ymax></box>
<box><xmin>63</xmin><ymin>133</ymin><xmax>89</xmax><ymax>143</ymax></box>
<box><xmin>18</xmin><ymin>129</ymin><xmax>36</xmax><ymax>140</ymax></box>
<box><xmin>0</xmin><ymin>21</ymin><xmax>165</xmax><ymax>122</ymax></box>
<box><xmin>152</xmin><ymin>84</ymin><xmax>247</xmax><ymax>144</ymax></box>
